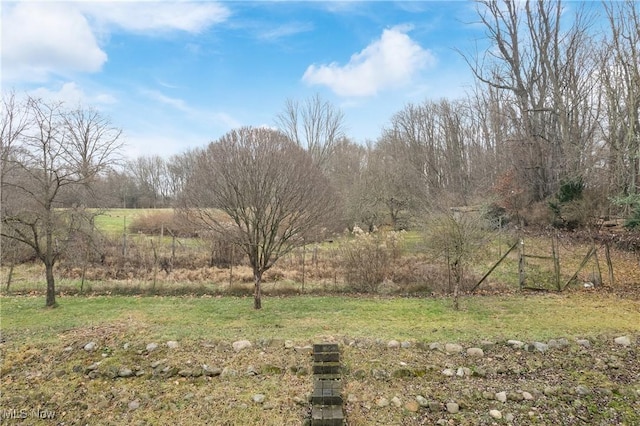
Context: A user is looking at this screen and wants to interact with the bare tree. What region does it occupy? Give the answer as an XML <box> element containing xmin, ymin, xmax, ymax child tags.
<box><xmin>127</xmin><ymin>155</ymin><xmax>171</xmax><ymax>208</ymax></box>
<box><xmin>464</xmin><ymin>0</ymin><xmax>597</xmax><ymax>202</ymax></box>
<box><xmin>275</xmin><ymin>93</ymin><xmax>346</xmax><ymax>170</ymax></box>
<box><xmin>0</xmin><ymin>96</ymin><xmax>123</xmax><ymax>307</ymax></box>
<box><xmin>181</xmin><ymin>127</ymin><xmax>337</xmax><ymax>309</ymax></box>
<box><xmin>601</xmin><ymin>0</ymin><xmax>640</xmax><ymax>206</ymax></box>
<box><xmin>424</xmin><ymin>208</ymin><xmax>488</xmax><ymax>310</ymax></box>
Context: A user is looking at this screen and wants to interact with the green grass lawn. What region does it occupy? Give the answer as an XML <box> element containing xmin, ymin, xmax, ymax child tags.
<box><xmin>92</xmin><ymin>208</ymin><xmax>172</xmax><ymax>236</ymax></box>
<box><xmin>2</xmin><ymin>293</ymin><xmax>639</xmax><ymax>345</ymax></box>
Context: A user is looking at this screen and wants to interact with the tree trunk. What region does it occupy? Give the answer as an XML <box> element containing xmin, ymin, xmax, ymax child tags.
<box><xmin>45</xmin><ymin>260</ymin><xmax>56</xmax><ymax>307</ymax></box>
<box><xmin>253</xmin><ymin>269</ymin><xmax>263</xmax><ymax>310</ymax></box>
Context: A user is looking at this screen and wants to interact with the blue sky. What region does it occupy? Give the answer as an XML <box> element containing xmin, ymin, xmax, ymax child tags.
<box><xmin>2</xmin><ymin>1</ymin><xmax>485</xmax><ymax>158</ymax></box>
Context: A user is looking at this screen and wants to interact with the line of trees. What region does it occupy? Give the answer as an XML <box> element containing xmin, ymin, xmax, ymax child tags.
<box><xmin>2</xmin><ymin>0</ymin><xmax>639</xmax><ymax>309</ymax></box>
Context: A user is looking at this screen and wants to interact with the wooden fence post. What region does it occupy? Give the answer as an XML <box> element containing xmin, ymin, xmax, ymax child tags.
<box><xmin>518</xmin><ymin>239</ymin><xmax>525</xmax><ymax>289</ymax></box>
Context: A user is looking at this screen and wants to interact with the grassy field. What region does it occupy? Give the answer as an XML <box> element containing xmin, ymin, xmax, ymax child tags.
<box><xmin>3</xmin><ymin>292</ymin><xmax>639</xmax><ymax>345</ymax></box>
<box><xmin>92</xmin><ymin>208</ymin><xmax>174</xmax><ymax>236</ymax></box>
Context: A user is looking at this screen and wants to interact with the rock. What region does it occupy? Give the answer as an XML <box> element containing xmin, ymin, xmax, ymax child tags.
<box><xmin>482</xmin><ymin>391</ymin><xmax>494</xmax><ymax>400</ymax></box>
<box><xmin>442</xmin><ymin>368</ymin><xmax>455</xmax><ymax>377</ymax></box>
<box><xmin>118</xmin><ymin>368</ymin><xmax>134</xmax><ymax>378</ymax></box>
<box><xmin>220</xmin><ymin>367</ymin><xmax>237</xmax><ymax>378</ymax></box>
<box><xmin>376</xmin><ymin>397</ymin><xmax>390</xmax><ymax>407</ymax></box>
<box><xmin>479</xmin><ymin>340</ymin><xmax>495</xmax><ymax>350</ymax></box>
<box><xmin>472</xmin><ymin>367</ymin><xmax>487</xmax><ymax>378</ymax></box>
<box><xmin>429</xmin><ymin>342</ymin><xmax>443</xmax><ymax>351</ymax></box>
<box><xmin>146</xmin><ymin>343</ymin><xmax>158</xmax><ymax>352</ymax></box>
<box><xmin>245</xmin><ymin>366</ymin><xmax>259</xmax><ymax>376</ymax></box>
<box><xmin>84</xmin><ymin>342</ymin><xmax>97</xmax><ymax>352</ymax></box>
<box><xmin>456</xmin><ymin>367</ymin><xmax>472</xmax><ymax>377</ymax></box>
<box><xmin>506</xmin><ymin>339</ymin><xmax>524</xmax><ymax>349</ymax></box>
<box><xmin>533</xmin><ymin>342</ymin><xmax>549</xmax><ymax>353</ymax></box>
<box><xmin>416</xmin><ymin>395</ymin><xmax>429</xmax><ymax>407</ymax></box>
<box><xmin>401</xmin><ymin>341</ymin><xmax>411</xmax><ymax>349</ymax></box>
<box><xmin>576</xmin><ymin>339</ymin><xmax>591</xmax><ymax>348</ymax></box>
<box><xmin>428</xmin><ymin>401</ymin><xmax>441</xmax><ymax>412</ymax></box>
<box><xmin>391</xmin><ymin>396</ymin><xmax>402</xmax><ymax>407</ymax></box>
<box><xmin>150</xmin><ymin>359</ymin><xmax>167</xmax><ymax>369</ymax></box>
<box><xmin>505</xmin><ymin>413</ymin><xmax>515</xmax><ymax>422</ymax></box>
<box><xmin>293</xmin><ymin>396</ymin><xmax>307</xmax><ymax>406</ymax></box>
<box><xmin>128</xmin><ymin>400</ymin><xmax>140</xmax><ymax>410</ymax></box>
<box><xmin>575</xmin><ymin>385</ymin><xmax>591</xmax><ymax>396</ymax></box>
<box><xmin>495</xmin><ymin>391</ymin><xmax>507</xmax><ymax>403</ymax></box>
<box><xmin>436</xmin><ymin>419</ymin><xmax>447</xmax><ymax>426</ymax></box>
<box><xmin>467</xmin><ymin>347</ymin><xmax>484</xmax><ymax>357</ymax></box>
<box><xmin>522</xmin><ymin>391</ymin><xmax>534</xmax><ymax>400</ymax></box>
<box><xmin>387</xmin><ymin>340</ymin><xmax>400</xmax><ymax>349</ymax></box>
<box><xmin>372</xmin><ymin>369</ymin><xmax>390</xmax><ymax>380</ymax></box>
<box><xmin>166</xmin><ymin>341</ymin><xmax>179</xmax><ymax>349</ymax></box>
<box><xmin>284</xmin><ymin>340</ymin><xmax>295</xmax><ymax>349</ymax></box>
<box><xmin>405</xmin><ymin>400</ymin><xmax>420</xmax><ymax>412</ymax></box>
<box><xmin>122</xmin><ymin>343</ymin><xmax>130</xmax><ymax>350</ymax></box>
<box><xmin>489</xmin><ymin>409</ymin><xmax>502</xmax><ymax>419</ymax></box>
<box><xmin>548</xmin><ymin>338</ymin><xmax>569</xmax><ymax>349</ymax></box>
<box><xmin>347</xmin><ymin>394</ymin><xmax>358</xmax><ymax>403</ymax></box>
<box><xmin>445</xmin><ymin>343</ymin><xmax>463</xmax><ymax>353</ymax></box>
<box><xmin>232</xmin><ymin>340</ymin><xmax>252</xmax><ymax>352</ymax></box>
<box><xmin>203</xmin><ymin>365</ymin><xmax>222</xmax><ymax>377</ymax></box>
<box><xmin>85</xmin><ymin>362</ymin><xmax>100</xmax><ymax>372</ymax></box>
<box><xmin>446</xmin><ymin>402</ymin><xmax>459</xmax><ymax>414</ymax></box>
<box><xmin>543</xmin><ymin>386</ymin><xmax>558</xmax><ymax>396</ymax></box>
<box><xmin>614</xmin><ymin>336</ymin><xmax>631</xmax><ymax>347</ymax></box>
<box><xmin>294</xmin><ymin>345</ymin><xmax>313</xmax><ymax>355</ymax></box>
<box><xmin>507</xmin><ymin>392</ymin><xmax>524</xmax><ymax>401</ymax></box>
<box><xmin>252</xmin><ymin>394</ymin><xmax>265</xmax><ymax>404</ymax></box>
<box><xmin>178</xmin><ymin>369</ymin><xmax>194</xmax><ymax>377</ymax></box>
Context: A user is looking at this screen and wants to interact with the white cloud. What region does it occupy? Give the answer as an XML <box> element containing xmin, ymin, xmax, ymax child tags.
<box><xmin>80</xmin><ymin>2</ymin><xmax>230</xmax><ymax>34</ymax></box>
<box><xmin>141</xmin><ymin>89</ymin><xmax>191</xmax><ymax>112</ymax></box>
<box><xmin>1</xmin><ymin>2</ymin><xmax>230</xmax><ymax>84</ymax></box>
<box><xmin>302</xmin><ymin>26</ymin><xmax>436</xmax><ymax>97</ymax></box>
<box><xmin>140</xmin><ymin>88</ymin><xmax>241</xmax><ymax>129</ymax></box>
<box><xmin>29</xmin><ymin>82</ymin><xmax>117</xmax><ymax>107</ymax></box>
<box><xmin>256</xmin><ymin>22</ymin><xmax>314</xmax><ymax>41</ymax></box>
<box><xmin>1</xmin><ymin>2</ymin><xmax>107</xmax><ymax>82</ymax></box>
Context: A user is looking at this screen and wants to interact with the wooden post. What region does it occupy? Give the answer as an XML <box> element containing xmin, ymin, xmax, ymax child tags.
<box><xmin>122</xmin><ymin>216</ymin><xmax>127</xmax><ymax>257</ymax></box>
<box><xmin>302</xmin><ymin>243</ymin><xmax>306</xmax><ymax>291</ymax></box>
<box><xmin>229</xmin><ymin>245</ymin><xmax>234</xmax><ymax>287</ymax></box>
<box><xmin>151</xmin><ymin>238</ymin><xmax>158</xmax><ymax>291</ymax></box>
<box><xmin>605</xmin><ymin>242</ymin><xmax>615</xmax><ymax>286</ymax></box>
<box><xmin>171</xmin><ymin>234</ymin><xmax>176</xmax><ymax>264</ymax></box>
<box><xmin>518</xmin><ymin>239</ymin><xmax>525</xmax><ymax>289</ymax></box>
<box><xmin>593</xmin><ymin>248</ymin><xmax>603</xmax><ymax>286</ymax></box>
<box><xmin>552</xmin><ymin>236</ymin><xmax>561</xmax><ymax>291</ymax></box>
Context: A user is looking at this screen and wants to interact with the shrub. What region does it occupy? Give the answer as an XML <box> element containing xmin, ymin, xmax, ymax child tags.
<box><xmin>128</xmin><ymin>210</ymin><xmax>199</xmax><ymax>237</ymax></box>
<box><xmin>549</xmin><ymin>177</ymin><xmax>586</xmax><ymax>229</ymax></box>
<box><xmin>338</xmin><ymin>231</ymin><xmax>402</xmax><ymax>293</ymax></box>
